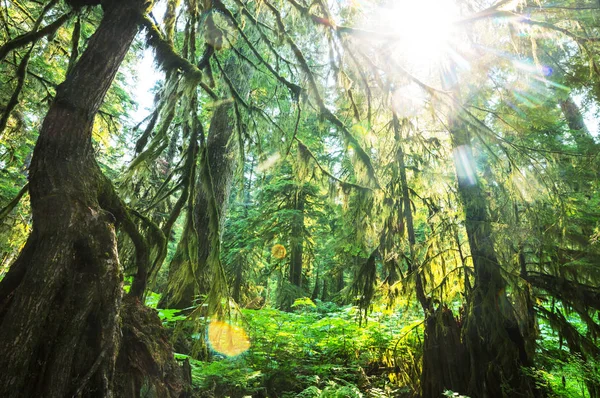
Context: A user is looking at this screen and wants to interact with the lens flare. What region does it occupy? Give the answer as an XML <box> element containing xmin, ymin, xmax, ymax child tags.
<box><xmin>271</xmin><ymin>244</ymin><xmax>286</xmax><ymax>259</ymax></box>
<box><xmin>453</xmin><ymin>145</ymin><xmax>477</xmax><ymax>186</ymax></box>
<box><xmin>207</xmin><ymin>320</ymin><xmax>250</xmax><ymax>357</ymax></box>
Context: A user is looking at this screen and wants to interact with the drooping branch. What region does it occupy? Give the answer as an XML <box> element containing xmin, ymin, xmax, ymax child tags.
<box><xmin>295</xmin><ymin>138</ymin><xmax>372</xmax><ymax>192</ymax></box>
<box><xmin>0</xmin><ymin>46</ymin><xmax>33</xmax><ymax>136</ymax></box>
<box><xmin>147</xmin><ymin>108</ymin><xmax>200</xmax><ymax>286</ymax></box>
<box><xmin>526</xmin><ymin>272</ymin><xmax>600</xmax><ymax>311</ymax></box>
<box><xmin>351</xmin><ymin>247</ymin><xmax>379</xmax><ymax>324</ymax></box>
<box><xmin>0</xmin><ymin>184</ymin><xmax>29</xmax><ymax>221</ymax></box>
<box><xmin>0</xmin><ymin>0</ymin><xmax>67</xmax><ymax>135</ymax></box>
<box><xmin>0</xmin><ymin>12</ymin><xmax>73</xmax><ymax>62</ymax></box>
<box><xmin>216</xmin><ymin>0</ymin><xmax>302</xmax><ymax>99</ymax></box>
<box><xmin>393</xmin><ymin>114</ymin><xmax>430</xmax><ymax>312</ymax></box>
<box><xmin>537</xmin><ymin>306</ymin><xmax>600</xmax><ymax>358</ymax></box>
<box><xmin>263</xmin><ymin>0</ymin><xmax>380</xmax><ymax>188</ymax></box>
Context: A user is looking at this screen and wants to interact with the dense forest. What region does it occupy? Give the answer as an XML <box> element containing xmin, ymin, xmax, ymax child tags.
<box><xmin>0</xmin><ymin>0</ymin><xmax>599</xmax><ymax>397</ymax></box>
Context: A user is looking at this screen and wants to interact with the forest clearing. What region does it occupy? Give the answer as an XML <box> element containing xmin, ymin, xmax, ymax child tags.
<box><xmin>0</xmin><ymin>0</ymin><xmax>599</xmax><ymax>397</ymax></box>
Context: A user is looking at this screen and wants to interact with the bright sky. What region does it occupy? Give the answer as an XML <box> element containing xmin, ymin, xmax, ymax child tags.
<box><xmin>131</xmin><ymin>1</ymin><xmax>166</xmax><ymax>124</ymax></box>
<box><xmin>131</xmin><ymin>49</ymin><xmax>162</xmax><ymax>123</ymax></box>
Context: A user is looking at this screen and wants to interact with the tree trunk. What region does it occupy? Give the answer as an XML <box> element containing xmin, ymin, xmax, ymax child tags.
<box><xmin>158</xmin><ymin>210</ymin><xmax>198</xmax><ymax>310</ymax></box>
<box><xmin>289</xmin><ymin>189</ymin><xmax>305</xmax><ymax>287</ymax></box>
<box><xmin>421</xmin><ymin>306</ymin><xmax>469</xmax><ymax>397</ymax></box>
<box><xmin>559</xmin><ymin>96</ymin><xmax>596</xmax><ymax>153</ymax></box>
<box><xmin>392</xmin><ymin>115</ymin><xmax>468</xmax><ymax>395</ymax></box>
<box><xmin>231</xmin><ymin>257</ymin><xmax>244</xmax><ymax>303</ymax></box>
<box><xmin>159</xmin><ymin>99</ymin><xmax>237</xmax><ymax>309</ymax></box>
<box><xmin>311</xmin><ymin>267</ymin><xmax>320</xmax><ymax>300</ymax></box>
<box><xmin>0</xmin><ymin>3</ymin><xmax>188</xmax><ymax>396</ymax></box>
<box><xmin>335</xmin><ymin>268</ymin><xmax>345</xmax><ymax>293</ymax></box>
<box><xmin>0</xmin><ymin>2</ymin><xmax>146</xmax><ymax>396</ymax></box>
<box><xmin>450</xmin><ymin>117</ymin><xmax>539</xmax><ymax>397</ymax></box>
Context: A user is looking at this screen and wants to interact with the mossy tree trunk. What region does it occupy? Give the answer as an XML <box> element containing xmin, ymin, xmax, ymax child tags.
<box><xmin>159</xmin><ymin>102</ymin><xmax>237</xmax><ymax>309</ymax></box>
<box><xmin>559</xmin><ymin>96</ymin><xmax>596</xmax><ymax>153</ymax></box>
<box><xmin>450</xmin><ymin>117</ymin><xmax>539</xmax><ymax>397</ymax></box>
<box><xmin>0</xmin><ymin>2</ymin><xmax>188</xmax><ymax>396</ymax></box>
<box><xmin>0</xmin><ymin>1</ymin><xmax>146</xmax><ymax>395</ymax></box>
<box><xmin>161</xmin><ymin>60</ymin><xmax>249</xmax><ymax>309</ymax></box>
<box><xmin>391</xmin><ymin>115</ymin><xmax>469</xmax><ymax>396</ymax></box>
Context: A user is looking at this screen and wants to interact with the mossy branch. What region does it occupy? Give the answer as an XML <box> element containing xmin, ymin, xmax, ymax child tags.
<box><xmin>526</xmin><ymin>272</ymin><xmax>600</xmax><ymax>311</ymax></box>
<box><xmin>0</xmin><ymin>12</ymin><xmax>72</xmax><ymax>62</ymax></box>
<box><xmin>139</xmin><ymin>15</ymin><xmax>217</xmax><ymax>99</ymax></box>
<box><xmin>0</xmin><ymin>183</ymin><xmax>29</xmax><ymax>221</ymax></box>
<box><xmin>264</xmin><ymin>0</ymin><xmax>380</xmax><ymax>188</ymax></box>
<box><xmin>140</xmin><ymin>16</ymin><xmax>201</xmax><ymax>79</ymax></box>
<box><xmin>295</xmin><ymin>138</ymin><xmax>372</xmax><ymax>192</ymax></box>
<box><xmin>160</xmin><ymin>107</ymin><xmax>200</xmax><ymax>237</ymax></box>
<box><xmin>537</xmin><ymin>306</ymin><xmax>600</xmax><ymax>357</ymax></box>
<box><xmin>0</xmin><ymin>46</ymin><xmax>33</xmax><ymax>136</ymax></box>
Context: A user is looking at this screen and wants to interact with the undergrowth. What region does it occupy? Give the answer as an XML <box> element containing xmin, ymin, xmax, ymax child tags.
<box><xmin>154</xmin><ymin>297</ymin><xmax>597</xmax><ymax>398</ymax></box>
<box><xmin>162</xmin><ymin>298</ymin><xmax>423</xmax><ymax>397</ymax></box>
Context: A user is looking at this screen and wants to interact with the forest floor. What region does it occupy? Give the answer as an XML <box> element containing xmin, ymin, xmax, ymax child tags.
<box><xmin>150</xmin><ymin>295</ymin><xmax>589</xmax><ymax>398</ymax></box>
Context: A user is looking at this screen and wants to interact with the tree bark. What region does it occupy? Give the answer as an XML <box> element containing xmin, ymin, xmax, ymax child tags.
<box><xmin>289</xmin><ymin>188</ymin><xmax>305</xmax><ymax>287</ymax></box>
<box><xmin>0</xmin><ymin>2</ymin><xmax>186</xmax><ymax>396</ymax></box>
<box><xmin>450</xmin><ymin>116</ymin><xmax>539</xmax><ymax>397</ymax></box>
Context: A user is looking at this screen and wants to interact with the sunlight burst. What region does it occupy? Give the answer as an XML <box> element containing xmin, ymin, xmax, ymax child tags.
<box><xmin>365</xmin><ymin>0</ymin><xmax>460</xmax><ymax>72</ymax></box>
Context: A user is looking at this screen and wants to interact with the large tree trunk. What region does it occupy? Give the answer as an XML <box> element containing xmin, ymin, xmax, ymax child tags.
<box><xmin>391</xmin><ymin>115</ymin><xmax>469</xmax><ymax>396</ymax></box>
<box><xmin>450</xmin><ymin>118</ymin><xmax>539</xmax><ymax>397</ymax></box>
<box><xmin>0</xmin><ymin>2</ymin><xmax>186</xmax><ymax>396</ymax></box>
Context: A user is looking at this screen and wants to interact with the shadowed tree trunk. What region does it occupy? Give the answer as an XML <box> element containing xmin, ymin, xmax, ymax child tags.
<box><xmin>0</xmin><ymin>1</ymin><xmax>140</xmax><ymax>394</ymax></box>
<box><xmin>450</xmin><ymin>116</ymin><xmax>539</xmax><ymax>398</ymax></box>
<box><xmin>0</xmin><ymin>1</ymin><xmax>187</xmax><ymax>396</ymax></box>
<box><xmin>335</xmin><ymin>268</ymin><xmax>345</xmax><ymax>293</ymax></box>
<box><xmin>391</xmin><ymin>115</ymin><xmax>467</xmax><ymax>396</ymax></box>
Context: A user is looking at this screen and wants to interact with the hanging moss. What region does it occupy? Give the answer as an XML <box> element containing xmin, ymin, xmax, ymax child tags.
<box><xmin>351</xmin><ymin>248</ymin><xmax>379</xmax><ymax>325</ymax></box>
<box><xmin>140</xmin><ymin>16</ymin><xmax>202</xmax><ymax>82</ymax></box>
